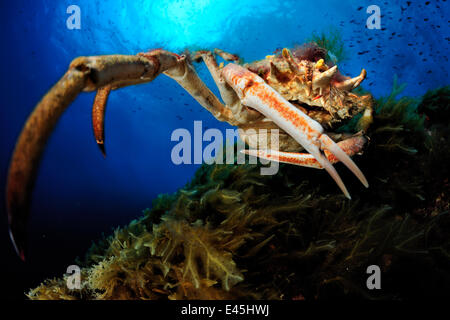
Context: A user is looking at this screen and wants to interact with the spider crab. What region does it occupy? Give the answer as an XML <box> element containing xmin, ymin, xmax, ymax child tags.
<box><xmin>6</xmin><ymin>43</ymin><xmax>373</xmax><ymax>260</ymax></box>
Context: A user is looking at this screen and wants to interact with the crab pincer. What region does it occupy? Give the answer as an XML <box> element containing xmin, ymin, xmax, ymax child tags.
<box><xmin>222</xmin><ymin>63</ymin><xmax>368</xmax><ymax>199</ymax></box>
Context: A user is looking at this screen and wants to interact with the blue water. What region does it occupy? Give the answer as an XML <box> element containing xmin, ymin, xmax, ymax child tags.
<box><xmin>1</xmin><ymin>0</ymin><xmax>449</xmax><ymax>298</ymax></box>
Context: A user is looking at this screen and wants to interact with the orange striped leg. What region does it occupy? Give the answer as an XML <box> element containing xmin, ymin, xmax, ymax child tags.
<box><xmin>242</xmin><ymin>135</ymin><xmax>367</xmax><ymax>169</ymax></box>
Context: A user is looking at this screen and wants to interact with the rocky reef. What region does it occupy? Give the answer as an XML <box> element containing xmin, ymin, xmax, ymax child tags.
<box><xmin>27</xmin><ymin>83</ymin><xmax>450</xmax><ymax>300</ymax></box>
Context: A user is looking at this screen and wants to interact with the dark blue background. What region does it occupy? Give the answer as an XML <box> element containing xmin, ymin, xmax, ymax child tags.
<box><xmin>0</xmin><ymin>0</ymin><xmax>448</xmax><ymax>299</ymax></box>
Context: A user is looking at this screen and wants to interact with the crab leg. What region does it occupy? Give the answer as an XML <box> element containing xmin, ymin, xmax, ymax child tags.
<box><xmin>92</xmin><ymin>85</ymin><xmax>112</xmax><ymax>156</ymax></box>
<box><xmin>6</xmin><ymin>50</ymin><xmax>233</xmax><ymax>260</ymax></box>
<box><xmin>214</xmin><ymin>48</ymin><xmax>240</xmax><ymax>62</ymax></box>
<box><xmin>7</xmin><ymin>54</ymin><xmax>171</xmax><ymax>260</ymax></box>
<box><xmin>91</xmin><ymin>51</ymin><xmax>236</xmax><ymax>156</ymax></box>
<box><xmin>222</xmin><ymin>63</ymin><xmax>368</xmax><ymax>199</ymax></box>
<box><xmin>192</xmin><ymin>50</ymin><xmax>261</xmax><ymax>124</ymax></box>
<box><xmin>242</xmin><ymin>135</ymin><xmax>367</xmax><ymax>169</ymax></box>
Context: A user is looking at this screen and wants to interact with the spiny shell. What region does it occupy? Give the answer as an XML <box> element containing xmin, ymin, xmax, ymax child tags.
<box><xmin>244</xmin><ymin>47</ymin><xmax>373</xmax><ymax>129</ymax></box>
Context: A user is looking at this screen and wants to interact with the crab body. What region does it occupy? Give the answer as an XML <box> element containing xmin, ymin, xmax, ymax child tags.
<box><xmin>211</xmin><ymin>46</ymin><xmax>374</xmax><ymax>153</ymax></box>
<box><xmin>245</xmin><ymin>48</ymin><xmax>371</xmax><ymax>126</ymax></box>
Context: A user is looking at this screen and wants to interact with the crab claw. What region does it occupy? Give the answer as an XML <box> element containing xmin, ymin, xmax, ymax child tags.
<box><xmin>5</xmin><ymin>51</ymin><xmax>199</xmax><ymax>260</ymax></box>
<box><xmin>222</xmin><ymin>63</ymin><xmax>368</xmax><ymax>199</ymax></box>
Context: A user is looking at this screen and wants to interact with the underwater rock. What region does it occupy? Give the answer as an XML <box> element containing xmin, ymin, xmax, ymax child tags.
<box><xmin>28</xmin><ymin>85</ymin><xmax>450</xmax><ymax>300</ymax></box>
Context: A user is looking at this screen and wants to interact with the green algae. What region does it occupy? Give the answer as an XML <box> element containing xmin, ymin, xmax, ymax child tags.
<box><xmin>307</xmin><ymin>28</ymin><xmax>348</xmax><ymax>63</ymax></box>
<box><xmin>27</xmin><ymin>84</ymin><xmax>450</xmax><ymax>300</ymax></box>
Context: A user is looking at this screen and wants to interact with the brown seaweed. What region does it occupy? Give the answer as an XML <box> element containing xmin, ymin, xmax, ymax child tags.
<box><xmin>28</xmin><ymin>83</ymin><xmax>450</xmax><ymax>300</ymax></box>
